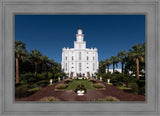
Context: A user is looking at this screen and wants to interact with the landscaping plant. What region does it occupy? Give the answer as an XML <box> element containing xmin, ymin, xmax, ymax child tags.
<box><xmin>40</xmin><ymin>96</ymin><xmax>60</xmax><ymax>101</ymax></box>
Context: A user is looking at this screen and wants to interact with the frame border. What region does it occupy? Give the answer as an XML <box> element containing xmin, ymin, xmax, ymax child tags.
<box><xmin>0</xmin><ymin>0</ymin><xmax>159</xmax><ymax>116</ymax></box>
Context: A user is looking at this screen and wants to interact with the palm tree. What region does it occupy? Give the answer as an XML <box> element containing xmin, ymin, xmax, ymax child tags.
<box><xmin>48</xmin><ymin>59</ymin><xmax>55</xmax><ymax>72</ymax></box>
<box><xmin>29</xmin><ymin>49</ymin><xmax>42</xmax><ymax>78</ymax></box>
<box><xmin>128</xmin><ymin>43</ymin><xmax>145</xmax><ymax>80</ymax></box>
<box><xmin>99</xmin><ymin>60</ymin><xmax>106</xmax><ymax>74</ymax></box>
<box><xmin>40</xmin><ymin>55</ymin><xmax>49</xmax><ymax>72</ymax></box>
<box><xmin>110</xmin><ymin>56</ymin><xmax>118</xmax><ymax>73</ymax></box>
<box><xmin>15</xmin><ymin>41</ymin><xmax>27</xmax><ymax>84</ymax></box>
<box><xmin>117</xmin><ymin>50</ymin><xmax>126</xmax><ymax>73</ymax></box>
<box><xmin>105</xmin><ymin>59</ymin><xmax>111</xmax><ymax>73</ymax></box>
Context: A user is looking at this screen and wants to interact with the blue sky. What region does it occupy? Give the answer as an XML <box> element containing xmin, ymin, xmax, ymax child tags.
<box><xmin>15</xmin><ymin>15</ymin><xmax>145</xmax><ymax>68</ymax></box>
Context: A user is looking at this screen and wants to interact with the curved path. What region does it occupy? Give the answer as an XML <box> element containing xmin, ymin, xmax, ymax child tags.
<box><xmin>15</xmin><ymin>79</ymin><xmax>145</xmax><ymax>101</ymax></box>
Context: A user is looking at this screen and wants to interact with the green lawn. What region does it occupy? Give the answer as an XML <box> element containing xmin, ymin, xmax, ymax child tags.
<box><xmin>66</xmin><ymin>79</ymin><xmax>96</xmax><ymax>90</ymax></box>
<box><xmin>117</xmin><ymin>86</ymin><xmax>126</xmax><ymax>89</ymax></box>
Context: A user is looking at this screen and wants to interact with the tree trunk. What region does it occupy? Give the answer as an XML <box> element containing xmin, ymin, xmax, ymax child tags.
<box><xmin>122</xmin><ymin>63</ymin><xmax>124</xmax><ymax>73</ymax></box>
<box><xmin>136</xmin><ymin>58</ymin><xmax>139</xmax><ymax>80</ymax></box>
<box><xmin>35</xmin><ymin>62</ymin><xmax>38</xmax><ymax>78</ymax></box>
<box><xmin>107</xmin><ymin>66</ymin><xmax>109</xmax><ymax>73</ymax></box>
<box><xmin>16</xmin><ymin>57</ymin><xmax>19</xmax><ymax>84</ymax></box>
<box><xmin>113</xmin><ymin>64</ymin><xmax>115</xmax><ymax>73</ymax></box>
<box><xmin>42</xmin><ymin>63</ymin><xmax>46</xmax><ymax>72</ymax></box>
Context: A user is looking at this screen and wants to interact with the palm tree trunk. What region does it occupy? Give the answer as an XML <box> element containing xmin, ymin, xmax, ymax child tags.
<box><xmin>35</xmin><ymin>62</ymin><xmax>38</xmax><ymax>78</ymax></box>
<box><xmin>122</xmin><ymin>63</ymin><xmax>124</xmax><ymax>73</ymax></box>
<box><xmin>42</xmin><ymin>63</ymin><xmax>45</xmax><ymax>72</ymax></box>
<box><xmin>136</xmin><ymin>58</ymin><xmax>139</xmax><ymax>80</ymax></box>
<box><xmin>16</xmin><ymin>57</ymin><xmax>19</xmax><ymax>84</ymax></box>
<box><xmin>113</xmin><ymin>64</ymin><xmax>115</xmax><ymax>73</ymax></box>
<box><xmin>107</xmin><ymin>66</ymin><xmax>109</xmax><ymax>73</ymax></box>
<box><xmin>44</xmin><ymin>64</ymin><xmax>46</xmax><ymax>72</ymax></box>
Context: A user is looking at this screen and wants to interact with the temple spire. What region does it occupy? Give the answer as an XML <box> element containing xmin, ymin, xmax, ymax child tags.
<box><xmin>79</xmin><ymin>25</ymin><xmax>82</xmax><ymax>30</ymax></box>
<box><xmin>76</xmin><ymin>26</ymin><xmax>84</xmax><ymax>42</ymax></box>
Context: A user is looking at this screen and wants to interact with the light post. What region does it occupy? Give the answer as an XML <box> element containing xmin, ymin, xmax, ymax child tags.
<box><xmin>100</xmin><ymin>77</ymin><xmax>102</xmax><ymax>81</ymax></box>
<box><xmin>96</xmin><ymin>76</ymin><xmax>97</xmax><ymax>80</ymax></box>
<box><xmin>107</xmin><ymin>79</ymin><xmax>110</xmax><ymax>84</ymax></box>
<box><xmin>50</xmin><ymin>79</ymin><xmax>53</xmax><ymax>85</ymax></box>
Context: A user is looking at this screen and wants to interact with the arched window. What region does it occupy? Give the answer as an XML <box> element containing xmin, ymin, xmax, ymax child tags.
<box><xmin>93</xmin><ymin>63</ymin><xmax>95</xmax><ymax>71</ymax></box>
<box><xmin>65</xmin><ymin>57</ymin><xmax>67</xmax><ymax>60</ymax></box>
<box><xmin>79</xmin><ymin>52</ymin><xmax>81</xmax><ymax>60</ymax></box>
<box><xmin>79</xmin><ymin>63</ymin><xmax>81</xmax><ymax>71</ymax></box>
<box><xmin>93</xmin><ymin>57</ymin><xmax>95</xmax><ymax>60</ymax></box>
<box><xmin>65</xmin><ymin>63</ymin><xmax>67</xmax><ymax>71</ymax></box>
<box><xmin>72</xmin><ymin>56</ymin><xmax>74</xmax><ymax>61</ymax></box>
<box><xmin>87</xmin><ymin>56</ymin><xmax>89</xmax><ymax>61</ymax></box>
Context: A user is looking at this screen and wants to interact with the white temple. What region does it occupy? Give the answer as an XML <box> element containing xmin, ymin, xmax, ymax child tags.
<box><xmin>61</xmin><ymin>27</ymin><xmax>98</xmax><ymax>78</ymax></box>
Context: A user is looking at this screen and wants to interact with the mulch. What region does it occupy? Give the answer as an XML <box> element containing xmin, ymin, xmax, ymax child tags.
<box><xmin>15</xmin><ymin>79</ymin><xmax>145</xmax><ymax>101</ymax></box>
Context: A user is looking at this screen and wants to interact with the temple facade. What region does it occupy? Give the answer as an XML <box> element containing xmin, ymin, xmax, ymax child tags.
<box><xmin>61</xmin><ymin>27</ymin><xmax>98</xmax><ymax>78</ymax></box>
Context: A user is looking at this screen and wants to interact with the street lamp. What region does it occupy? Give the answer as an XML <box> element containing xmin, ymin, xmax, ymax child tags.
<box><xmin>50</xmin><ymin>79</ymin><xmax>53</xmax><ymax>85</ymax></box>
<box><xmin>107</xmin><ymin>79</ymin><xmax>110</xmax><ymax>84</ymax></box>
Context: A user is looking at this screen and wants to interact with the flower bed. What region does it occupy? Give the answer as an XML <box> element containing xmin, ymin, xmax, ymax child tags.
<box><xmin>40</xmin><ymin>96</ymin><xmax>60</xmax><ymax>101</ymax></box>
<box><xmin>88</xmin><ymin>79</ymin><xmax>97</xmax><ymax>83</ymax></box>
<box><xmin>94</xmin><ymin>96</ymin><xmax>120</xmax><ymax>101</ymax></box>
<box><xmin>93</xmin><ymin>83</ymin><xmax>105</xmax><ymax>89</ymax></box>
<box><xmin>75</xmin><ymin>84</ymin><xmax>87</xmax><ymax>95</ymax></box>
<box><xmin>64</xmin><ymin>79</ymin><xmax>72</xmax><ymax>84</ymax></box>
<box><xmin>55</xmin><ymin>83</ymin><xmax>68</xmax><ymax>89</ymax></box>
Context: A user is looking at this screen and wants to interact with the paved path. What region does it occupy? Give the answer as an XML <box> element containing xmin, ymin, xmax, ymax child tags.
<box><xmin>15</xmin><ymin>79</ymin><xmax>145</xmax><ymax>101</ymax></box>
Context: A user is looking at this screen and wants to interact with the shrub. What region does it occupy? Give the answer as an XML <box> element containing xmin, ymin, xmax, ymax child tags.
<box><xmin>95</xmin><ymin>96</ymin><xmax>120</xmax><ymax>101</ymax></box>
<box><xmin>20</xmin><ymin>72</ymin><xmax>35</xmax><ymax>83</ymax></box>
<box><xmin>27</xmin><ymin>83</ymin><xmax>39</xmax><ymax>89</ymax></box>
<box><xmin>106</xmin><ymin>72</ymin><xmax>112</xmax><ymax>79</ymax></box>
<box><xmin>48</xmin><ymin>72</ymin><xmax>53</xmax><ymax>79</ymax></box>
<box><xmin>128</xmin><ymin>83</ymin><xmax>138</xmax><ymax>94</ymax></box>
<box><xmin>36</xmin><ymin>80</ymin><xmax>49</xmax><ymax>87</ymax></box>
<box><xmin>40</xmin><ymin>96</ymin><xmax>60</xmax><ymax>101</ymax></box>
<box><xmin>28</xmin><ymin>87</ymin><xmax>40</xmax><ymax>92</ymax></box>
<box><xmin>93</xmin><ymin>83</ymin><xmax>105</xmax><ymax>89</ymax></box>
<box><xmin>64</xmin><ymin>79</ymin><xmax>72</xmax><ymax>84</ymax></box>
<box><xmin>15</xmin><ymin>84</ymin><xmax>28</xmax><ymax>97</ymax></box>
<box><xmin>55</xmin><ymin>83</ymin><xmax>68</xmax><ymax>89</ymax></box>
<box><xmin>88</xmin><ymin>79</ymin><xmax>97</xmax><ymax>83</ymax></box>
<box><xmin>113</xmin><ymin>71</ymin><xmax>120</xmax><ymax>74</ymax></box>
<box><xmin>137</xmin><ymin>80</ymin><xmax>145</xmax><ymax>88</ymax></box>
<box><xmin>111</xmin><ymin>73</ymin><xmax>132</xmax><ymax>86</ymax></box>
<box><xmin>37</xmin><ymin>72</ymin><xmax>48</xmax><ymax>80</ymax></box>
<box><xmin>127</xmin><ymin>76</ymin><xmax>137</xmax><ymax>83</ymax></box>
<box><xmin>138</xmin><ymin>86</ymin><xmax>145</xmax><ymax>95</ymax></box>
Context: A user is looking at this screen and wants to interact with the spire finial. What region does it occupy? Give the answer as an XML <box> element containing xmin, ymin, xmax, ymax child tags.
<box><xmin>79</xmin><ymin>25</ymin><xmax>81</xmax><ymax>30</ymax></box>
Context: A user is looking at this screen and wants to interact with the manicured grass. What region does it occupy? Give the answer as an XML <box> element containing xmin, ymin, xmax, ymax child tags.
<box><xmin>117</xmin><ymin>86</ymin><xmax>126</xmax><ymax>89</ymax></box>
<box><xmin>66</xmin><ymin>79</ymin><xmax>96</xmax><ymax>90</ymax></box>
<box><xmin>106</xmin><ymin>83</ymin><xmax>113</xmax><ymax>85</ymax></box>
<box><xmin>28</xmin><ymin>87</ymin><xmax>40</xmax><ymax>92</ymax></box>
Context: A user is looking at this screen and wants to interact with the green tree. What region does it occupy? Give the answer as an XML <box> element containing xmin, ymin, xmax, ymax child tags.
<box><xmin>117</xmin><ymin>50</ymin><xmax>126</xmax><ymax>73</ymax></box>
<box><xmin>15</xmin><ymin>41</ymin><xmax>27</xmax><ymax>84</ymax></box>
<box><xmin>48</xmin><ymin>59</ymin><xmax>55</xmax><ymax>72</ymax></box>
<box><xmin>40</xmin><ymin>55</ymin><xmax>49</xmax><ymax>72</ymax></box>
<box><xmin>128</xmin><ymin>43</ymin><xmax>145</xmax><ymax>80</ymax></box>
<box><xmin>105</xmin><ymin>59</ymin><xmax>112</xmax><ymax>73</ymax></box>
<box><xmin>99</xmin><ymin>60</ymin><xmax>106</xmax><ymax>74</ymax></box>
<box><xmin>29</xmin><ymin>49</ymin><xmax>42</xmax><ymax>78</ymax></box>
<box><xmin>110</xmin><ymin>56</ymin><xmax>119</xmax><ymax>73</ymax></box>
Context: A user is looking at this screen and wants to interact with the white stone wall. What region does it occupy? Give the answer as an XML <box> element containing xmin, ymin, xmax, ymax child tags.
<box><xmin>106</xmin><ymin>69</ymin><xmax>122</xmax><ymax>74</ymax></box>
<box><xmin>61</xmin><ymin>28</ymin><xmax>98</xmax><ymax>78</ymax></box>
